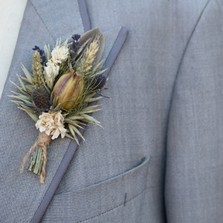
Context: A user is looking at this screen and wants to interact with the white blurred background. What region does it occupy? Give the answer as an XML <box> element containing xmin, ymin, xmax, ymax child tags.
<box><xmin>0</xmin><ymin>0</ymin><xmax>27</xmax><ymax>98</ymax></box>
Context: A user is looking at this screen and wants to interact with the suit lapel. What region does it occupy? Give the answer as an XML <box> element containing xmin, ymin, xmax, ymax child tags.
<box><xmin>30</xmin><ymin>0</ymin><xmax>84</xmax><ymax>39</ymax></box>
<box><xmin>0</xmin><ymin>0</ymin><xmax>127</xmax><ymax>222</ymax></box>
<box><xmin>0</xmin><ymin>1</ymin><xmax>84</xmax><ymax>222</ymax></box>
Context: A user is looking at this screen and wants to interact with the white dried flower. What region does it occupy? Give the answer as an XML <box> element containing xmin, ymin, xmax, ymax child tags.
<box><xmin>44</xmin><ymin>45</ymin><xmax>69</xmax><ymax>89</ymax></box>
<box><xmin>35</xmin><ymin>111</ymin><xmax>66</xmax><ymax>140</ymax></box>
<box><xmin>44</xmin><ymin>60</ymin><xmax>60</xmax><ymax>88</ymax></box>
<box><xmin>51</xmin><ymin>45</ymin><xmax>69</xmax><ymax>64</ymax></box>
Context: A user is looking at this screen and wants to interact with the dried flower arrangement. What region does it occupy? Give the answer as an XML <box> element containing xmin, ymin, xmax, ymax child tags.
<box><xmin>10</xmin><ymin>28</ymin><xmax>107</xmax><ymax>183</ymax></box>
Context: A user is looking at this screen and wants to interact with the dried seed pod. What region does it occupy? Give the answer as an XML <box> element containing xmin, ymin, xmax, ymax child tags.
<box><xmin>32</xmin><ymin>86</ymin><xmax>51</xmax><ymax>112</ymax></box>
<box><xmin>51</xmin><ymin>72</ymin><xmax>84</xmax><ymax>110</ymax></box>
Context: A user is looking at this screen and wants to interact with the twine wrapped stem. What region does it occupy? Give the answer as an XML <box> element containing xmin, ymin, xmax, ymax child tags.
<box><xmin>20</xmin><ymin>132</ymin><xmax>51</xmax><ymax>184</ymax></box>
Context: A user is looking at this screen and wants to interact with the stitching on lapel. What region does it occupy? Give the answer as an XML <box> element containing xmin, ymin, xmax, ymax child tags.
<box><xmin>103</xmin><ymin>26</ymin><xmax>128</xmax><ymax>79</ymax></box>
<box><xmin>78</xmin><ymin>0</ymin><xmax>91</xmax><ymax>31</ymax></box>
<box><xmin>30</xmin><ymin>1</ymin><xmax>55</xmax><ymax>40</ymax></box>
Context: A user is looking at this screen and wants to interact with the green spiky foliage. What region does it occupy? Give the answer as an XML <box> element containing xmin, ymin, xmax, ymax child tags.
<box><xmin>10</xmin><ymin>65</ymin><xmax>39</xmax><ymax>122</ymax></box>
<box><xmin>10</xmin><ymin>28</ymin><xmax>106</xmax><ymax>144</ymax></box>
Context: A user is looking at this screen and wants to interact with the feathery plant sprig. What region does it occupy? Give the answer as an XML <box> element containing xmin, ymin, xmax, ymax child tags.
<box><xmin>32</xmin><ymin>51</ymin><xmax>45</xmax><ymax>87</ymax></box>
<box><xmin>76</xmin><ymin>39</ymin><xmax>99</xmax><ymax>76</ymax></box>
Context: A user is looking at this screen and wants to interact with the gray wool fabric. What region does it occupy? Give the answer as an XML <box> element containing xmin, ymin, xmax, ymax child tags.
<box><xmin>1</xmin><ymin>0</ymin><xmax>223</xmax><ymax>222</ymax></box>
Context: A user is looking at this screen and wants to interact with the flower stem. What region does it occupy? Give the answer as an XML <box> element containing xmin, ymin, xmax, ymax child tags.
<box><xmin>28</xmin><ymin>147</ymin><xmax>43</xmax><ymax>175</ymax></box>
<box><xmin>20</xmin><ymin>132</ymin><xmax>51</xmax><ymax>183</ymax></box>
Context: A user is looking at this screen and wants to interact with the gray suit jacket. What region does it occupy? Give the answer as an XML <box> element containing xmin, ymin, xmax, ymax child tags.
<box><xmin>0</xmin><ymin>0</ymin><xmax>222</xmax><ymax>222</ymax></box>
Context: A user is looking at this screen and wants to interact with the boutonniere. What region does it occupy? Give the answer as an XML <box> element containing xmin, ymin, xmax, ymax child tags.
<box><xmin>10</xmin><ymin>28</ymin><xmax>107</xmax><ymax>183</ymax></box>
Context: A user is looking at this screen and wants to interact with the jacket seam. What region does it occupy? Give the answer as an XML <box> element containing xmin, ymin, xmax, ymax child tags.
<box><xmin>164</xmin><ymin>0</ymin><xmax>212</xmax><ymax>222</ymax></box>
<box><xmin>165</xmin><ymin>0</ymin><xmax>212</xmax><ymax>142</ymax></box>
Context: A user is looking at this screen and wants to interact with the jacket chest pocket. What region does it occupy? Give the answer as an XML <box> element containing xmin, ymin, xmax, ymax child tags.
<box><xmin>42</xmin><ymin>157</ymin><xmax>150</xmax><ymax>223</ymax></box>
